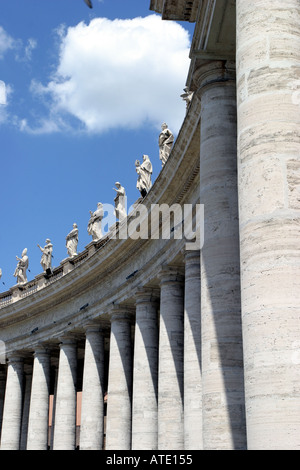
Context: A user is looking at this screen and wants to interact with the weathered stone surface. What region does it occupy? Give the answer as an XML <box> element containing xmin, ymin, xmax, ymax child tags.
<box><xmin>237</xmin><ymin>0</ymin><xmax>300</xmax><ymax>450</ymax></box>
<box><xmin>197</xmin><ymin>61</ymin><xmax>247</xmax><ymax>451</ymax></box>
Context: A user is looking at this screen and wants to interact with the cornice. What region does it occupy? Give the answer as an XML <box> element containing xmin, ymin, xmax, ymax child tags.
<box><xmin>150</xmin><ymin>0</ymin><xmax>200</xmax><ymax>22</ymax></box>
<box><xmin>186</xmin><ymin>0</ymin><xmax>236</xmax><ymax>89</ymax></box>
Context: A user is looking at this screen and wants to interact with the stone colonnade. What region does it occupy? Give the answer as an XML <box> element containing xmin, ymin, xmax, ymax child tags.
<box><xmin>1</xmin><ymin>0</ymin><xmax>300</xmax><ymax>450</ymax></box>
<box><xmin>0</xmin><ymin>252</ymin><xmax>223</xmax><ymax>450</ymax></box>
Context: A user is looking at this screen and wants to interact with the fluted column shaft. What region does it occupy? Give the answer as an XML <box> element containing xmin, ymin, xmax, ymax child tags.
<box><xmin>158</xmin><ymin>267</ymin><xmax>184</xmax><ymax>450</ymax></box>
<box><xmin>80</xmin><ymin>325</ymin><xmax>105</xmax><ymax>450</ymax></box>
<box><xmin>132</xmin><ymin>288</ymin><xmax>159</xmax><ymax>450</ymax></box>
<box><xmin>106</xmin><ymin>311</ymin><xmax>133</xmax><ymax>450</ymax></box>
<box><xmin>184</xmin><ymin>250</ymin><xmax>202</xmax><ymax>450</ymax></box>
<box><xmin>236</xmin><ymin>0</ymin><xmax>300</xmax><ymax>450</ymax></box>
<box><xmin>27</xmin><ymin>346</ymin><xmax>51</xmax><ymax>450</ymax></box>
<box><xmin>0</xmin><ymin>355</ymin><xmax>24</xmax><ymax>450</ymax></box>
<box><xmin>53</xmin><ymin>337</ymin><xmax>77</xmax><ymax>450</ymax></box>
<box><xmin>195</xmin><ymin>60</ymin><xmax>247</xmax><ymax>450</ymax></box>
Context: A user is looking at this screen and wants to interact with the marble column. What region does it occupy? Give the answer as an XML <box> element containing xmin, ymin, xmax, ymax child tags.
<box><xmin>106</xmin><ymin>309</ymin><xmax>133</xmax><ymax>450</ymax></box>
<box><xmin>0</xmin><ymin>368</ymin><xmax>6</xmax><ymax>442</ymax></box>
<box><xmin>158</xmin><ymin>267</ymin><xmax>184</xmax><ymax>450</ymax></box>
<box><xmin>52</xmin><ymin>336</ymin><xmax>77</xmax><ymax>450</ymax></box>
<box><xmin>20</xmin><ymin>364</ymin><xmax>32</xmax><ymax>450</ymax></box>
<box><xmin>0</xmin><ymin>354</ymin><xmax>24</xmax><ymax>450</ymax></box>
<box><xmin>132</xmin><ymin>288</ymin><xmax>159</xmax><ymax>450</ymax></box>
<box><xmin>184</xmin><ymin>250</ymin><xmax>202</xmax><ymax>450</ymax></box>
<box><xmin>49</xmin><ymin>363</ymin><xmax>58</xmax><ymax>450</ymax></box>
<box><xmin>194</xmin><ymin>60</ymin><xmax>247</xmax><ymax>450</ymax></box>
<box><xmin>236</xmin><ymin>0</ymin><xmax>300</xmax><ymax>450</ymax></box>
<box><xmin>27</xmin><ymin>346</ymin><xmax>51</xmax><ymax>450</ymax></box>
<box><xmin>80</xmin><ymin>324</ymin><xmax>105</xmax><ymax>450</ymax></box>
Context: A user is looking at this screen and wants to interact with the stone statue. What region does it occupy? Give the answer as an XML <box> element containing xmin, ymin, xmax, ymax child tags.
<box><xmin>37</xmin><ymin>239</ymin><xmax>53</xmax><ymax>272</ymax></box>
<box><xmin>159</xmin><ymin>123</ymin><xmax>174</xmax><ymax>167</ymax></box>
<box><xmin>14</xmin><ymin>248</ymin><xmax>29</xmax><ymax>285</ymax></box>
<box><xmin>113</xmin><ymin>182</ymin><xmax>127</xmax><ymax>221</ymax></box>
<box><xmin>135</xmin><ymin>155</ymin><xmax>153</xmax><ymax>197</ymax></box>
<box><xmin>66</xmin><ymin>223</ymin><xmax>78</xmax><ymax>257</ymax></box>
<box><xmin>181</xmin><ymin>87</ymin><xmax>194</xmax><ymax>110</ymax></box>
<box><xmin>87</xmin><ymin>203</ymin><xmax>104</xmax><ymax>241</ymax></box>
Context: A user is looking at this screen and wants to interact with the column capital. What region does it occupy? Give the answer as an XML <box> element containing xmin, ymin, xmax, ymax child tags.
<box><xmin>109</xmin><ymin>304</ymin><xmax>135</xmax><ymax>323</ymax></box>
<box><xmin>83</xmin><ymin>321</ymin><xmax>104</xmax><ymax>334</ymax></box>
<box><xmin>193</xmin><ymin>59</ymin><xmax>236</xmax><ymax>94</ymax></box>
<box><xmin>33</xmin><ymin>343</ymin><xmax>51</xmax><ymax>357</ymax></box>
<box><xmin>183</xmin><ymin>248</ymin><xmax>200</xmax><ymax>259</ymax></box>
<box><xmin>58</xmin><ymin>333</ymin><xmax>78</xmax><ymax>347</ymax></box>
<box><xmin>158</xmin><ymin>265</ymin><xmax>184</xmax><ymax>285</ymax></box>
<box><xmin>6</xmin><ymin>352</ymin><xmax>25</xmax><ymax>364</ymax></box>
<box><xmin>134</xmin><ymin>286</ymin><xmax>160</xmax><ymax>305</ymax></box>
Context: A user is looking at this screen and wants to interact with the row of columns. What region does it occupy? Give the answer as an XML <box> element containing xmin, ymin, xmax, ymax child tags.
<box><xmin>0</xmin><ymin>253</ymin><xmax>201</xmax><ymax>450</ymax></box>
<box><xmin>0</xmin><ymin>249</ymin><xmax>247</xmax><ymax>450</ymax></box>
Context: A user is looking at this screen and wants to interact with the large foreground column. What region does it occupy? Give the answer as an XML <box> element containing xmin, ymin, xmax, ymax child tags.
<box><xmin>132</xmin><ymin>288</ymin><xmax>159</xmax><ymax>450</ymax></box>
<box><xmin>53</xmin><ymin>336</ymin><xmax>77</xmax><ymax>450</ymax></box>
<box><xmin>0</xmin><ymin>355</ymin><xmax>24</xmax><ymax>450</ymax></box>
<box><xmin>195</xmin><ymin>60</ymin><xmax>247</xmax><ymax>450</ymax></box>
<box><xmin>158</xmin><ymin>267</ymin><xmax>184</xmax><ymax>450</ymax></box>
<box><xmin>236</xmin><ymin>0</ymin><xmax>300</xmax><ymax>450</ymax></box>
<box><xmin>27</xmin><ymin>346</ymin><xmax>51</xmax><ymax>450</ymax></box>
<box><xmin>80</xmin><ymin>324</ymin><xmax>105</xmax><ymax>450</ymax></box>
<box><xmin>106</xmin><ymin>310</ymin><xmax>133</xmax><ymax>450</ymax></box>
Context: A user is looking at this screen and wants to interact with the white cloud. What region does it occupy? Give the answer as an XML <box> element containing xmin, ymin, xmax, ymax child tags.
<box><xmin>24</xmin><ymin>38</ymin><xmax>37</xmax><ymax>61</ymax></box>
<box><xmin>0</xmin><ymin>26</ymin><xmax>15</xmax><ymax>59</ymax></box>
<box><xmin>0</xmin><ymin>81</ymin><xmax>12</xmax><ymax>124</ymax></box>
<box><xmin>30</xmin><ymin>15</ymin><xmax>191</xmax><ymax>134</ymax></box>
<box><xmin>0</xmin><ymin>80</ymin><xmax>7</xmax><ymax>105</ymax></box>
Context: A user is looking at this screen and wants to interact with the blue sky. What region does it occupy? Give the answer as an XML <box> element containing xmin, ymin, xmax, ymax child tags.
<box><xmin>0</xmin><ymin>0</ymin><xmax>194</xmax><ymax>290</ymax></box>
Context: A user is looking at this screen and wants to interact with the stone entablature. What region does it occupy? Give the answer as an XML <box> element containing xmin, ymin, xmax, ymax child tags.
<box><xmin>150</xmin><ymin>0</ymin><xmax>200</xmax><ymax>22</ymax></box>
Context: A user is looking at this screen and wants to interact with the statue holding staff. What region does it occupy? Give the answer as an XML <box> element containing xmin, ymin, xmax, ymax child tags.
<box><xmin>14</xmin><ymin>248</ymin><xmax>29</xmax><ymax>286</ymax></box>
<box><xmin>87</xmin><ymin>203</ymin><xmax>104</xmax><ymax>241</ymax></box>
<box><xmin>37</xmin><ymin>239</ymin><xmax>53</xmax><ymax>272</ymax></box>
